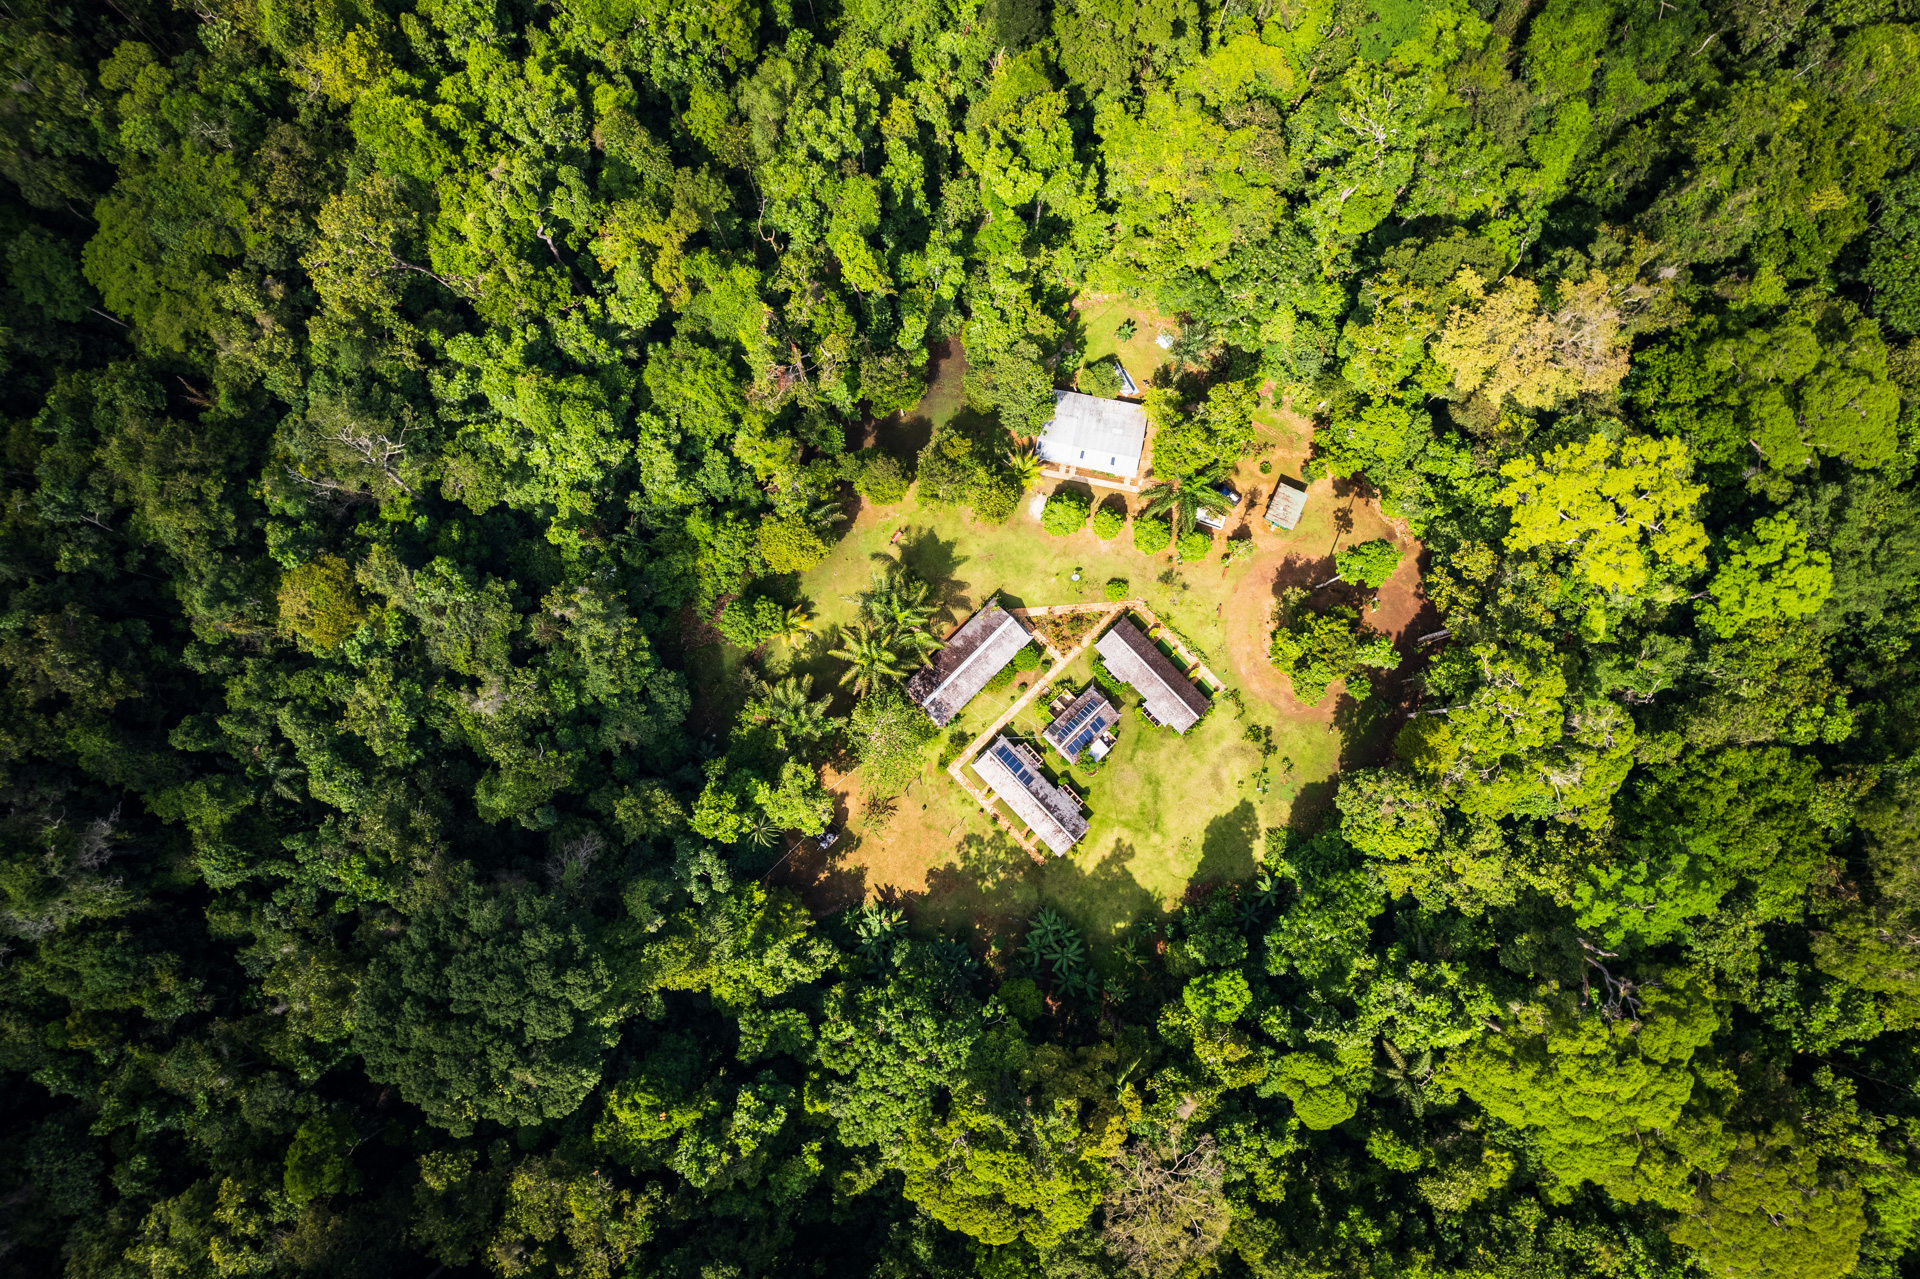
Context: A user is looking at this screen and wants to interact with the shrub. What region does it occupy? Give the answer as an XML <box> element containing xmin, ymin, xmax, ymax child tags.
<box><xmin>1269</xmin><ymin>605</ymin><xmax>1398</xmax><ymax>703</ymax></box>
<box><xmin>846</xmin><ymin>448</ymin><xmax>910</xmax><ymax>505</ymax></box>
<box><xmin>1092</xmin><ymin>502</ymin><xmax>1125</xmax><ymax>539</ymax></box>
<box><xmin>717</xmin><ymin>595</ymin><xmax>785</xmax><ymax>646</ymax></box>
<box><xmin>859</xmin><ymin>349</ymin><xmax>928</xmax><ymax>414</ymax></box>
<box><xmin>1091</xmin><ymin>653</ymin><xmax>1129</xmax><ymax>700</ymax></box>
<box><xmin>985</xmin><ymin>663</ymin><xmax>1016</xmax><ymax>692</ymax></box>
<box><xmin>999</xmin><ymin>977</ymin><xmax>1043</xmax><ymax>1023</ymax></box>
<box><xmin>917</xmin><ymin>421</ymin><xmax>1021</xmax><ymax>522</ymax></box>
<box><xmin>1012</xmin><ymin>643</ymin><xmax>1042</xmax><ymax>672</ymax></box>
<box><xmin>1177</xmin><ymin>530</ymin><xmax>1212</xmax><ymax>562</ymax></box>
<box><xmin>1079</xmin><ymin>358</ymin><xmax>1122</xmax><ymax>398</ymax></box>
<box><xmin>758</xmin><ymin>512</ymin><xmax>831</xmax><ymax>573</ymax></box>
<box><xmin>1105</xmin><ymin>578</ymin><xmax>1129</xmax><ymax>601</ymax></box>
<box><xmin>849</xmin><ymin>687</ymin><xmax>939</xmax><ymax>796</ymax></box>
<box><xmin>1041</xmin><ymin>487</ymin><xmax>1092</xmax><ymax>536</ymax></box>
<box><xmin>1132</xmin><ymin>517</ymin><xmax>1171</xmax><ymax>554</ymax></box>
<box><xmin>1335</xmin><ymin>538</ymin><xmax>1404</xmax><ymax>588</ymax></box>
<box><xmin>936</xmin><ymin>728</ymin><xmax>971</xmax><ymax>768</ymax></box>
<box><xmin>1259</xmin><ymin>460</ymin><xmax>1273</xmax><ymax>474</ymax></box>
<box><xmin>972</xmin><ymin>473</ymin><xmax>1022</xmax><ymax>524</ymax></box>
<box><xmin>1183</xmin><ymin>971</ymin><xmax>1252</xmax><ymax>1024</ymax></box>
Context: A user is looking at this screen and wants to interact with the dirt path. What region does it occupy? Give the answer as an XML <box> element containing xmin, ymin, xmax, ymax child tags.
<box><xmin>1221</xmin><ymin>547</ymin><xmax>1337</xmax><ymax>725</ymax></box>
<box><xmin>1369</xmin><ymin>542</ymin><xmax>1437</xmax><ymax>646</ymax></box>
<box><xmin>1216</xmin><ymin>467</ymin><xmax>1432</xmax><ymax>722</ymax></box>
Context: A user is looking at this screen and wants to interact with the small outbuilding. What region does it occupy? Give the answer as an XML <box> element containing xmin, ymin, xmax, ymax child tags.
<box><xmin>973</xmin><ymin>735</ymin><xmax>1089</xmax><ymax>856</ymax></box>
<box><xmin>1036</xmin><ymin>391</ymin><xmax>1149</xmax><ymax>480</ymax></box>
<box><xmin>1043</xmin><ymin>686</ymin><xmax>1120</xmax><ymax>763</ymax></box>
<box><xmin>1265</xmin><ymin>482</ymin><xmax>1308</xmax><ymax>531</ymax></box>
<box><xmin>1095</xmin><ymin>618</ymin><xmax>1210</xmax><ymax>734</ymax></box>
<box><xmin>906</xmin><ymin>601</ymin><xmax>1032</xmax><ymax>727</ymax></box>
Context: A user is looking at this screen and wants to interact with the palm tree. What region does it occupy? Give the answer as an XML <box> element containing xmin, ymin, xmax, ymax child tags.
<box><xmin>752</xmin><ymin>673</ymin><xmax>835</xmax><ymax>745</ymax></box>
<box><xmin>739</xmin><ymin>813</ymin><xmax>781</xmax><ymax>850</ymax></box>
<box><xmin>804</xmin><ymin>497</ymin><xmax>846</xmax><ymax>532</ymax></box>
<box><xmin>1169</xmin><ymin>318</ymin><xmax>1216</xmax><ymax>367</ymax></box>
<box><xmin>1139</xmin><ymin>466</ymin><xmax>1230</xmax><ymax>541</ymax></box>
<box><xmin>1007</xmin><ymin>441</ymin><xmax>1042</xmax><ymax>489</ymax></box>
<box><xmin>890</xmin><ymin>624</ymin><xmax>943</xmax><ymax>664</ymax></box>
<box><xmin>1373</xmin><ymin>1039</ymin><xmax>1435</xmax><ymax>1117</ymax></box>
<box><xmin>829</xmin><ymin>620</ymin><xmax>911</xmax><ymax>696</ymax></box>
<box><xmin>848</xmin><ymin>565</ymin><xmax>945</xmax><ymax>666</ymax></box>
<box><xmin>850</xmin><ymin>565</ymin><xmax>937</xmax><ymax>636</ymax></box>
<box><xmin>772</xmin><ymin>602</ymin><xmax>814</xmax><ymax>646</ymax></box>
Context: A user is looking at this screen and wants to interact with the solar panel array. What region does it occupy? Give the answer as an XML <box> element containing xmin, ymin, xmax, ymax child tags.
<box><xmin>1050</xmin><ymin>696</ymin><xmax>1113</xmax><ymax>760</ymax></box>
<box><xmin>991</xmin><ymin>741</ymin><xmax>1042</xmax><ymax>790</ymax></box>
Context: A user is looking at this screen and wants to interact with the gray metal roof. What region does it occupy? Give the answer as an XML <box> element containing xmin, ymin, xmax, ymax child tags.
<box><xmin>906</xmin><ymin>603</ymin><xmax>1032</xmax><ymax>727</ymax></box>
<box><xmin>1095</xmin><ymin>618</ymin><xmax>1208</xmax><ymax>734</ymax></box>
<box><xmin>1036</xmin><ymin>391</ymin><xmax>1148</xmax><ymax>479</ymax></box>
<box><xmin>1266</xmin><ymin>483</ymin><xmax>1308</xmax><ymax>530</ymax></box>
<box><xmin>973</xmin><ymin>735</ymin><xmax>1088</xmax><ymax>855</ymax></box>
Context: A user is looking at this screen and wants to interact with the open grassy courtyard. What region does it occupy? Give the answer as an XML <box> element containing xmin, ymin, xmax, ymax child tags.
<box><xmin>743</xmin><ymin>318</ymin><xmax>1431</xmax><ymax>954</ymax></box>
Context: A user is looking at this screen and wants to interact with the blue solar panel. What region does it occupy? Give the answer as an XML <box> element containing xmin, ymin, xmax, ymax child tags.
<box><xmin>992</xmin><ymin>742</ymin><xmax>1041</xmax><ymax>789</ymax></box>
<box><xmin>1048</xmin><ymin>694</ymin><xmax>1115</xmax><ymax>760</ymax></box>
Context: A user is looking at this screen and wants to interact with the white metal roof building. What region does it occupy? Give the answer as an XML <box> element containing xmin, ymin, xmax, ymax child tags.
<box><xmin>1036</xmin><ymin>391</ymin><xmax>1149</xmax><ymax>480</ymax></box>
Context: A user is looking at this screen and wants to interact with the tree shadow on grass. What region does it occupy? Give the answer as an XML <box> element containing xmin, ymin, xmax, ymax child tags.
<box><xmin>916</xmin><ymin>828</ymin><xmax>1044</xmax><ymax>939</ymax></box>
<box><xmin>1194</xmin><ymin>799</ymin><xmax>1261</xmax><ymax>888</ymax></box>
<box><xmin>892</xmin><ymin>525</ymin><xmax>973</xmax><ymax>625</ymax></box>
<box><xmin>768</xmin><ymin>822</ymin><xmax>870</xmax><ymax>916</ymax></box>
<box><xmin>1037</xmin><ymin>838</ymin><xmax>1162</xmax><ymax>950</ymax></box>
<box><xmin>874</xmin><ymin>412</ymin><xmax>934</xmax><ymax>460</ymax></box>
<box><xmin>911</xmin><ymin>831</ymin><xmax>1161</xmax><ymax>964</ymax></box>
<box><xmin>1268</xmin><ymin>552</ymin><xmax>1334</xmax><ymax>600</ymax></box>
<box><xmin>1287</xmin><ymin>776</ymin><xmax>1340</xmax><ymax>832</ymax></box>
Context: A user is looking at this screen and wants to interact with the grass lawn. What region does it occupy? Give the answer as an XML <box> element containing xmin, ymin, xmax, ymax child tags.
<box><xmin>739</xmin><ymin>316</ymin><xmax>1422</xmax><ymax>957</ymax></box>
<box><xmin>1072</xmin><ymin>296</ymin><xmax>1183</xmax><ymax>389</ymax></box>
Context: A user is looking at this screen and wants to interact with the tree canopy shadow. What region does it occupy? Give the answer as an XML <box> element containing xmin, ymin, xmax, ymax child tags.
<box><xmin>917</xmin><ymin>829</ymin><xmax>1044</xmax><ymax>936</ymax></box>
<box><xmin>1331</xmin><ymin>689</ymin><xmax>1399</xmax><ymax>772</ymax></box>
<box><xmin>1051</xmin><ymin>479</ymin><xmax>1096</xmax><ymax>507</ymax></box>
<box><xmin>1267</xmin><ymin>554</ymin><xmax>1337</xmax><ymax>612</ymax></box>
<box><xmin>1286</xmin><ymin>776</ymin><xmax>1340</xmax><ymax>832</ymax></box>
<box><xmin>892</xmin><ymin>524</ymin><xmax>972</xmax><ymax>622</ymax></box>
<box><xmin>873</xmin><ymin>411</ymin><xmax>933</xmax><ymax>460</ymax></box>
<box><xmin>1194</xmin><ymin>799</ymin><xmax>1261</xmax><ymax>887</ymax></box>
<box><xmin>769</xmin><ymin>828</ymin><xmax>869</xmax><ymax>915</ymax></box>
<box><xmin>913</xmin><ymin>832</ymin><xmax>1160</xmax><ymax>963</ymax></box>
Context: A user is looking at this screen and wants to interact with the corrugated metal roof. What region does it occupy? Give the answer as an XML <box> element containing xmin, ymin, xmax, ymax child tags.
<box><xmin>1095</xmin><ymin>618</ymin><xmax>1208</xmax><ymax>734</ymax></box>
<box><xmin>1266</xmin><ymin>484</ymin><xmax>1308</xmax><ymax>530</ymax></box>
<box><xmin>974</xmin><ymin>736</ymin><xmax>1088</xmax><ymax>855</ymax></box>
<box><xmin>1036</xmin><ymin>391</ymin><xmax>1149</xmax><ymax>479</ymax></box>
<box><xmin>906</xmin><ymin>603</ymin><xmax>1032</xmax><ymax>727</ymax></box>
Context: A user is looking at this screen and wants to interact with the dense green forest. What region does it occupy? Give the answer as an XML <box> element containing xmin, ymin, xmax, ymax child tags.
<box><xmin>3</xmin><ymin>0</ymin><xmax>1920</xmax><ymax>1274</ymax></box>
